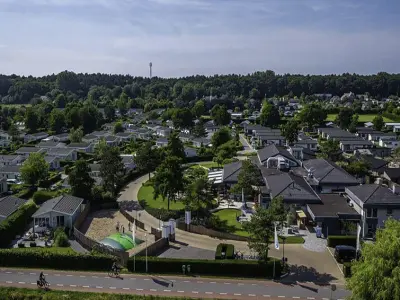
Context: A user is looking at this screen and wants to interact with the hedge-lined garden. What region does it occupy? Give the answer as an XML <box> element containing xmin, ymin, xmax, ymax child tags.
<box><xmin>127</xmin><ymin>257</ymin><xmax>281</xmax><ymax>278</ymax></box>
<box><xmin>0</xmin><ymin>202</ymin><xmax>38</xmax><ymax>248</ymax></box>
<box><xmin>0</xmin><ymin>249</ymin><xmax>114</xmax><ymax>271</ymax></box>
<box><xmin>0</xmin><ymin>287</ymin><xmax>197</xmax><ymax>300</ymax></box>
<box><xmin>327</xmin><ymin>235</ymin><xmax>357</xmax><ymax>248</ymax></box>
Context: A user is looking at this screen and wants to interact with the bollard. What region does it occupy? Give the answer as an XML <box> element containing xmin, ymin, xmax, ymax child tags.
<box><xmin>187</xmin><ymin>265</ymin><xmax>191</xmax><ymax>274</ymax></box>
<box><xmin>182</xmin><ymin>265</ymin><xmax>186</xmax><ymax>275</ymax></box>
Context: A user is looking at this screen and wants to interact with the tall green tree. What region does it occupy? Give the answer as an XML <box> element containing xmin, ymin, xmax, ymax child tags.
<box><xmin>100</xmin><ymin>146</ymin><xmax>125</xmax><ymax>196</ymax></box>
<box><xmin>349</xmin><ymin>114</ymin><xmax>359</xmax><ymax>133</ymax></box>
<box><xmin>335</xmin><ymin>108</ymin><xmax>354</xmax><ymax>129</ymax></box>
<box><xmin>69</xmin><ymin>127</ymin><xmax>83</xmax><ymax>143</ymax></box>
<box><xmin>7</xmin><ymin>123</ymin><xmax>20</xmax><ymax>141</ymax></box>
<box><xmin>243</xmin><ymin>206</ymin><xmax>275</xmax><ymax>262</ymax></box>
<box><xmin>68</xmin><ymin>159</ymin><xmax>95</xmax><ymax>200</ymax></box>
<box><xmin>104</xmin><ymin>104</ymin><xmax>115</xmax><ymax>121</ymax></box>
<box><xmin>20</xmin><ymin>153</ymin><xmax>49</xmax><ymax>187</ymax></box>
<box><xmin>24</xmin><ymin>107</ymin><xmax>39</xmax><ymax>133</ymax></box>
<box><xmin>192</xmin><ymin>121</ymin><xmax>207</xmax><ymax>138</ymax></box>
<box><xmin>192</xmin><ymin>100</ymin><xmax>206</xmax><ymax>118</ymax></box>
<box><xmin>373</xmin><ymin>115</ymin><xmax>384</xmax><ymax>131</ymax></box>
<box><xmin>153</xmin><ymin>156</ymin><xmax>185</xmax><ymax>211</ymax></box>
<box><xmin>347</xmin><ymin>219</ymin><xmax>400</xmax><ymax>300</ymax></box>
<box><xmin>281</xmin><ymin>119</ymin><xmax>299</xmax><ymax>145</ymax></box>
<box><xmin>183</xmin><ymin>173</ymin><xmax>213</xmax><ymax>221</ymax></box>
<box><xmin>117</xmin><ymin>92</ymin><xmax>128</xmax><ymax>116</ymax></box>
<box><xmin>231</xmin><ymin>160</ymin><xmax>262</xmax><ymax>198</ymax></box>
<box><xmin>49</xmin><ymin>109</ymin><xmax>66</xmax><ymax>134</ymax></box>
<box><xmin>172</xmin><ymin>108</ymin><xmax>193</xmax><ymax>129</ymax></box>
<box><xmin>210</xmin><ymin>104</ymin><xmax>231</xmax><ymax>126</ymax></box>
<box><xmin>318</xmin><ymin>139</ymin><xmax>340</xmax><ymax>161</ymax></box>
<box><xmin>297</xmin><ymin>103</ymin><xmax>327</xmax><ymax>130</ymax></box>
<box><xmin>211</xmin><ymin>127</ymin><xmax>232</xmax><ymax>150</ymax></box>
<box><xmin>135</xmin><ymin>142</ymin><xmax>161</xmax><ymax>179</ymax></box>
<box><xmin>166</xmin><ymin>131</ymin><xmax>185</xmax><ymax>160</ymax></box>
<box><xmin>260</xmin><ymin>102</ymin><xmax>280</xmax><ymax>128</ymax></box>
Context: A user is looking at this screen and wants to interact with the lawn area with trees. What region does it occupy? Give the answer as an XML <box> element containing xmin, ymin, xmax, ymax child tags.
<box><xmin>326</xmin><ymin>113</ymin><xmax>394</xmax><ymax>122</ymax></box>
<box><xmin>137</xmin><ymin>185</ymin><xmax>185</xmax><ymax>211</ymax></box>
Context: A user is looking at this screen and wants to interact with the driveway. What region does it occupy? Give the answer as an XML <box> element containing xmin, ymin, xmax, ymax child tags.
<box><xmin>238</xmin><ymin>134</ymin><xmax>256</xmax><ymax>155</ymax></box>
<box><xmin>119</xmin><ymin>174</ymin><xmax>345</xmax><ymax>284</ymax></box>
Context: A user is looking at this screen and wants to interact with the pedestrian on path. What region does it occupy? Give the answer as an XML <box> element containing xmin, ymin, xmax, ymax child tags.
<box><xmin>122</xmin><ymin>226</ymin><xmax>125</xmax><ymax>234</ymax></box>
<box><xmin>116</xmin><ymin>221</ymin><xmax>120</xmax><ymax>232</ymax></box>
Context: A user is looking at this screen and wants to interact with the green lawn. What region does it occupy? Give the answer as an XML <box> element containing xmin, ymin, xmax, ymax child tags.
<box><xmin>198</xmin><ymin>161</ymin><xmax>220</xmax><ymax>168</ymax></box>
<box><xmin>213</xmin><ymin>209</ymin><xmax>304</xmax><ymax>244</ymax></box>
<box><xmin>137</xmin><ymin>185</ymin><xmax>185</xmax><ymax>210</ymax></box>
<box><xmin>326</xmin><ymin>113</ymin><xmax>394</xmax><ymax>122</ymax></box>
<box><xmin>213</xmin><ymin>208</ymin><xmax>249</xmax><ymax>237</ymax></box>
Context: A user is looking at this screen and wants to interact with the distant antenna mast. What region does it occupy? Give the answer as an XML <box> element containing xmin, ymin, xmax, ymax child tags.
<box><xmin>149</xmin><ymin>62</ymin><xmax>153</xmax><ymax>79</ymax></box>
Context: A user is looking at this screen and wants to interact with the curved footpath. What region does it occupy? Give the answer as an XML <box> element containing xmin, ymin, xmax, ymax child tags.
<box><xmin>118</xmin><ymin>174</ymin><xmax>345</xmax><ymax>285</ymax></box>
<box><xmin>0</xmin><ymin>268</ymin><xmax>350</xmax><ymax>300</ymax></box>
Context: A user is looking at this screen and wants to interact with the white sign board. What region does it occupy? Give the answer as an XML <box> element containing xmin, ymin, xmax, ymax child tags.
<box><xmin>185</xmin><ymin>211</ymin><xmax>191</xmax><ymax>225</ymax></box>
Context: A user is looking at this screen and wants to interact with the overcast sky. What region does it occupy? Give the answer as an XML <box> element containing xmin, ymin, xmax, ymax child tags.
<box><xmin>0</xmin><ymin>0</ymin><xmax>399</xmax><ymax>77</ymax></box>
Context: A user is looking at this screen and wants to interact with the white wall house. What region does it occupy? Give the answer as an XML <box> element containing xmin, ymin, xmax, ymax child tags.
<box><xmin>0</xmin><ymin>177</ymin><xmax>8</xmax><ymax>195</ymax></box>
<box><xmin>67</xmin><ymin>142</ymin><xmax>95</xmax><ymax>153</ymax></box>
<box><xmin>0</xmin><ymin>131</ymin><xmax>12</xmax><ymax>147</ymax></box>
<box><xmin>44</xmin><ymin>156</ymin><xmax>61</xmax><ymax>170</ymax></box>
<box><xmin>0</xmin><ymin>155</ymin><xmax>24</xmax><ymax>167</ymax></box>
<box><xmin>346</xmin><ymin>185</ymin><xmax>400</xmax><ymax>239</ymax></box>
<box><xmin>378</xmin><ymin>134</ymin><xmax>399</xmax><ymax>150</ymax></box>
<box><xmin>45</xmin><ymin>148</ymin><xmax>78</xmax><ymax>161</ymax></box>
<box><xmin>0</xmin><ymin>165</ymin><xmax>22</xmax><ymax>180</ymax></box>
<box><xmin>32</xmin><ymin>195</ymin><xmax>84</xmax><ymax>229</ymax></box>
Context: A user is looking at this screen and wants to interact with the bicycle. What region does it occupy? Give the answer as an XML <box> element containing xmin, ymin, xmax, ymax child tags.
<box><xmin>108</xmin><ymin>268</ymin><xmax>120</xmax><ymax>277</ymax></box>
<box><xmin>37</xmin><ymin>279</ymin><xmax>49</xmax><ymax>289</ymax></box>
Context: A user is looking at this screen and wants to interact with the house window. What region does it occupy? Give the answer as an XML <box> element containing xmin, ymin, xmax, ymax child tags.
<box><xmin>373</xmin><ymin>208</ymin><xmax>378</xmax><ymax>218</ymax></box>
<box><xmin>367</xmin><ymin>208</ymin><xmax>372</xmax><ymax>217</ymax></box>
<box><xmin>387</xmin><ymin>208</ymin><xmax>393</xmax><ymax>216</ymax></box>
<box><xmin>56</xmin><ymin>216</ymin><xmax>65</xmax><ymax>226</ymax></box>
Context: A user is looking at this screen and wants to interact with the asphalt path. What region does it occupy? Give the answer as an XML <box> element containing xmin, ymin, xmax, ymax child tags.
<box><xmin>0</xmin><ymin>268</ymin><xmax>350</xmax><ymax>300</ymax></box>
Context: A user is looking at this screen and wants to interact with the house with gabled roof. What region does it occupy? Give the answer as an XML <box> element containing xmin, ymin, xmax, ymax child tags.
<box><xmin>45</xmin><ymin>148</ymin><xmax>78</xmax><ymax>161</ymax></box>
<box><xmin>0</xmin><ymin>155</ymin><xmax>24</xmax><ymax>167</ymax></box>
<box><xmin>32</xmin><ymin>195</ymin><xmax>84</xmax><ymax>229</ymax></box>
<box><xmin>82</xmin><ymin>134</ymin><xmax>99</xmax><ymax>144</ymax></box>
<box><xmin>15</xmin><ymin>147</ymin><xmax>45</xmax><ymax>157</ymax></box>
<box><xmin>24</xmin><ymin>132</ymin><xmax>49</xmax><ymax>143</ymax></box>
<box><xmin>346</xmin><ymin>184</ymin><xmax>400</xmax><ymax>238</ymax></box>
<box><xmin>222</xmin><ymin>161</ymin><xmax>243</xmax><ymax>187</ymax></box>
<box><xmin>302</xmin><ymin>159</ymin><xmax>359</xmax><ymax>193</ymax></box>
<box><xmin>67</xmin><ymin>142</ymin><xmax>95</xmax><ymax>153</ymax></box>
<box><xmin>257</xmin><ymin>144</ymin><xmax>299</xmax><ymax>168</ymax></box>
<box><xmin>36</xmin><ymin>141</ymin><xmax>66</xmax><ymax>148</ymax></box>
<box><xmin>0</xmin><ymin>196</ymin><xmax>27</xmax><ymax>224</ymax></box>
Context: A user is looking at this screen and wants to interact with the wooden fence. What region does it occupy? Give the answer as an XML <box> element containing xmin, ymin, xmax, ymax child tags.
<box><xmin>177</xmin><ymin>221</ymin><xmax>248</xmax><ymax>242</ymax></box>
<box><xmin>119</xmin><ymin>208</ymin><xmax>162</xmax><ymax>240</ymax></box>
<box><xmin>135</xmin><ymin>238</ymin><xmax>169</xmax><ymax>257</ymax></box>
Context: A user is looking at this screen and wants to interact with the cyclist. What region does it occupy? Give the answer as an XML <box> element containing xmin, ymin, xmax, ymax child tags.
<box><xmin>39</xmin><ymin>272</ymin><xmax>46</xmax><ymax>285</ymax></box>
<box><xmin>111</xmin><ymin>261</ymin><xmax>120</xmax><ymax>275</ymax></box>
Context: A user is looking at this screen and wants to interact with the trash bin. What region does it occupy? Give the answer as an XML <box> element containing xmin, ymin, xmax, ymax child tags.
<box><xmin>182</xmin><ymin>265</ymin><xmax>186</xmax><ymax>275</ymax></box>
<box><xmin>187</xmin><ymin>265</ymin><xmax>191</xmax><ymax>274</ymax></box>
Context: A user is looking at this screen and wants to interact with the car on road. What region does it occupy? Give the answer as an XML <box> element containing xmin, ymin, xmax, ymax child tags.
<box><xmin>334</xmin><ymin>245</ymin><xmax>357</xmax><ymax>263</ymax></box>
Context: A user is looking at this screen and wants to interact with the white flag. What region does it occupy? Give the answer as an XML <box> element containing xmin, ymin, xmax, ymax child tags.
<box><xmin>274</xmin><ymin>225</ymin><xmax>280</xmax><ymax>250</ymax></box>
<box><xmin>356</xmin><ymin>223</ymin><xmax>361</xmax><ymax>251</ymax></box>
<box><xmin>132</xmin><ymin>220</ymin><xmax>136</xmax><ymax>244</ymax></box>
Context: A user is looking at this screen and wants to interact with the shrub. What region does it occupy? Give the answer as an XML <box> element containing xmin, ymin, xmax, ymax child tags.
<box><xmin>215</xmin><ymin>243</ymin><xmax>235</xmax><ymax>259</ymax></box>
<box><xmin>343</xmin><ymin>262</ymin><xmax>352</xmax><ymax>278</ymax></box>
<box><xmin>54</xmin><ymin>231</ymin><xmax>70</xmax><ymax>247</ymax></box>
<box><xmin>144</xmin><ymin>207</ymin><xmax>184</xmax><ymax>221</ymax></box>
<box><xmin>127</xmin><ymin>257</ymin><xmax>281</xmax><ymax>278</ymax></box>
<box><xmin>327</xmin><ymin>235</ymin><xmax>357</xmax><ymax>248</ymax></box>
<box><xmin>32</xmin><ymin>190</ymin><xmax>55</xmax><ymax>205</ymax></box>
<box><xmin>0</xmin><ymin>249</ymin><xmax>114</xmax><ymax>271</ymax></box>
<box><xmin>0</xmin><ymin>203</ymin><xmax>38</xmax><ymax>248</ymax></box>
<box><xmin>38</xmin><ymin>173</ymin><xmax>62</xmax><ymax>188</ymax></box>
<box><xmin>16</xmin><ymin>188</ymin><xmax>35</xmax><ymax>200</ymax></box>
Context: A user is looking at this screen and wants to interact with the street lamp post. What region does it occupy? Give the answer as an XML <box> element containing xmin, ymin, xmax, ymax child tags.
<box><xmin>281</xmin><ymin>236</ymin><xmax>286</xmax><ymax>267</ymax></box>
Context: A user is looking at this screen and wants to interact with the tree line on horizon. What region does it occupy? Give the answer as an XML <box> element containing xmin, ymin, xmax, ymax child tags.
<box><xmin>1</xmin><ymin>70</ymin><xmax>400</xmax><ymax>106</ymax></box>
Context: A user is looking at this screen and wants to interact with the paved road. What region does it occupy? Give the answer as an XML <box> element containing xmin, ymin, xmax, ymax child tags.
<box><xmin>0</xmin><ymin>268</ymin><xmax>350</xmax><ymax>300</ymax></box>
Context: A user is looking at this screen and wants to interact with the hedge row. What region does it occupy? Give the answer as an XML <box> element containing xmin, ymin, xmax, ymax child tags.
<box><xmin>0</xmin><ymin>203</ymin><xmax>38</xmax><ymax>248</ymax></box>
<box><xmin>32</xmin><ymin>190</ymin><xmax>56</xmax><ymax>205</ymax></box>
<box><xmin>0</xmin><ymin>249</ymin><xmax>114</xmax><ymax>271</ymax></box>
<box><xmin>215</xmin><ymin>243</ymin><xmax>235</xmax><ymax>259</ymax></box>
<box><xmin>327</xmin><ymin>235</ymin><xmax>357</xmax><ymax>248</ymax></box>
<box><xmin>127</xmin><ymin>257</ymin><xmax>281</xmax><ymax>278</ymax></box>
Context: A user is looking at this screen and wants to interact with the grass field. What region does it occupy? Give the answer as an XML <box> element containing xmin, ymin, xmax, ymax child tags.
<box><xmin>137</xmin><ymin>185</ymin><xmax>185</xmax><ymax>210</ymax></box>
<box><xmin>326</xmin><ymin>113</ymin><xmax>394</xmax><ymax>122</ymax></box>
<box><xmin>212</xmin><ymin>209</ymin><xmax>304</xmax><ymax>243</ymax></box>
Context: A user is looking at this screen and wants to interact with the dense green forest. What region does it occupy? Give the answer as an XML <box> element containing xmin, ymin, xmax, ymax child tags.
<box><xmin>1</xmin><ymin>71</ymin><xmax>400</xmax><ymax>107</ymax></box>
